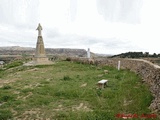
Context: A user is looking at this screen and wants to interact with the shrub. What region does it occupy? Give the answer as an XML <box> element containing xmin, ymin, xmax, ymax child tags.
<box><xmin>66</xmin><ymin>57</ymin><xmax>71</xmax><ymax>61</ymax></box>
<box><xmin>62</xmin><ymin>75</ymin><xmax>71</xmax><ymax>81</ymax></box>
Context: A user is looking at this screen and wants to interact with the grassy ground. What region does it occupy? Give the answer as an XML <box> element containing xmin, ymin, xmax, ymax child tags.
<box><xmin>0</xmin><ymin>60</ymin><xmax>154</xmax><ymax>119</ymax></box>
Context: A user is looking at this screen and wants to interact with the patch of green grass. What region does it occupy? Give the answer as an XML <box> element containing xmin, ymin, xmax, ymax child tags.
<box><xmin>0</xmin><ymin>69</ymin><xmax>5</xmax><ymax>78</ymax></box>
<box><xmin>1</xmin><ymin>95</ymin><xmax>13</xmax><ymax>102</ymax></box>
<box><xmin>4</xmin><ymin>60</ymin><xmax>23</xmax><ymax>69</ymax></box>
<box><xmin>21</xmin><ymin>88</ymin><xmax>33</xmax><ymax>93</ymax></box>
<box><xmin>0</xmin><ymin>60</ymin><xmax>154</xmax><ymax>119</ymax></box>
<box><xmin>0</xmin><ymin>109</ymin><xmax>13</xmax><ymax>120</ymax></box>
<box><xmin>2</xmin><ymin>85</ymin><xmax>12</xmax><ymax>90</ymax></box>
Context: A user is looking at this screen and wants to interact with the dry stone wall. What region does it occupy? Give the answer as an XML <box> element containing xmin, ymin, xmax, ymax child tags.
<box><xmin>68</xmin><ymin>57</ymin><xmax>160</xmax><ymax>115</ymax></box>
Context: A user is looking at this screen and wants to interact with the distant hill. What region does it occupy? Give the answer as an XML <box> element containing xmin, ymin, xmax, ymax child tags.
<box><xmin>94</xmin><ymin>53</ymin><xmax>113</xmax><ymax>57</ymax></box>
<box><xmin>111</xmin><ymin>52</ymin><xmax>160</xmax><ymax>58</ymax></box>
<box><xmin>0</xmin><ymin>46</ymin><xmax>88</xmax><ymax>57</ymax></box>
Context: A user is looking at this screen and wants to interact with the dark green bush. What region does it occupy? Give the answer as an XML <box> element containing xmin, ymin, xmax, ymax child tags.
<box><xmin>66</xmin><ymin>57</ymin><xmax>71</xmax><ymax>61</ymax></box>
<box><xmin>63</xmin><ymin>75</ymin><xmax>71</xmax><ymax>81</ymax></box>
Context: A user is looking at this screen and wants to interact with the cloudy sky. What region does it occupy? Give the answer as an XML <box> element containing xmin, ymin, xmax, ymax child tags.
<box><xmin>0</xmin><ymin>0</ymin><xmax>160</xmax><ymax>55</ymax></box>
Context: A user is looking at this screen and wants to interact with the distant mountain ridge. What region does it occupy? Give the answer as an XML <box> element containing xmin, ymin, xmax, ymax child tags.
<box><xmin>0</xmin><ymin>46</ymin><xmax>34</xmax><ymax>51</ymax></box>
<box><xmin>0</xmin><ymin>46</ymin><xmax>87</xmax><ymax>57</ymax></box>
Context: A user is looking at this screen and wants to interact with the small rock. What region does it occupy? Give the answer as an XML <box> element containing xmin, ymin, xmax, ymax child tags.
<box><xmin>80</xmin><ymin>83</ymin><xmax>87</xmax><ymax>87</ymax></box>
<box><xmin>104</xmin><ymin>70</ymin><xmax>109</xmax><ymax>74</ymax></box>
<box><xmin>98</xmin><ymin>74</ymin><xmax>103</xmax><ymax>77</ymax></box>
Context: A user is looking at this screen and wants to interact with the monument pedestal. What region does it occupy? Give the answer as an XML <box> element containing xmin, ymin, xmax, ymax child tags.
<box><xmin>33</xmin><ymin>57</ymin><xmax>53</xmax><ymax>65</ymax></box>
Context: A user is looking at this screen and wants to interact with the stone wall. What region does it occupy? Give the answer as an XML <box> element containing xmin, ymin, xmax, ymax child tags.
<box><xmin>68</xmin><ymin>57</ymin><xmax>160</xmax><ymax>115</ymax></box>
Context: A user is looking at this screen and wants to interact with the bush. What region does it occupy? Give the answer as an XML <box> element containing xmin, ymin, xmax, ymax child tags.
<box><xmin>66</xmin><ymin>57</ymin><xmax>71</xmax><ymax>61</ymax></box>
<box><xmin>63</xmin><ymin>75</ymin><xmax>71</xmax><ymax>81</ymax></box>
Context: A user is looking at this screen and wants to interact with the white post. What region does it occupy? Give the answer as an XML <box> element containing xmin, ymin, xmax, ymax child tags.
<box><xmin>87</xmin><ymin>48</ymin><xmax>90</xmax><ymax>59</ymax></box>
<box><xmin>118</xmin><ymin>60</ymin><xmax>121</xmax><ymax>70</ymax></box>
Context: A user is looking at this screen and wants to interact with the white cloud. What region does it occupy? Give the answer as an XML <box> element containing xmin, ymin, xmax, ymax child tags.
<box><xmin>0</xmin><ymin>0</ymin><xmax>160</xmax><ymax>54</ymax></box>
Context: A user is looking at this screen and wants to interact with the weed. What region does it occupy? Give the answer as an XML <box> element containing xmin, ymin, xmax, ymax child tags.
<box><xmin>96</xmin><ymin>89</ymin><xmax>102</xmax><ymax>97</ymax></box>
<box><xmin>115</xmin><ymin>74</ymin><xmax>122</xmax><ymax>80</ymax></box>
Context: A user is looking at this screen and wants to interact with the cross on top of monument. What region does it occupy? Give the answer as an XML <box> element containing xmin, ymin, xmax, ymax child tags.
<box><xmin>36</xmin><ymin>23</ymin><xmax>42</xmax><ymax>36</ymax></box>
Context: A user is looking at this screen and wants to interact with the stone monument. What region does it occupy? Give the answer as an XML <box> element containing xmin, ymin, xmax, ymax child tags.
<box><xmin>34</xmin><ymin>23</ymin><xmax>53</xmax><ymax>65</ymax></box>
<box><xmin>24</xmin><ymin>23</ymin><xmax>53</xmax><ymax>66</ymax></box>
